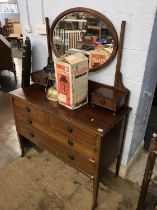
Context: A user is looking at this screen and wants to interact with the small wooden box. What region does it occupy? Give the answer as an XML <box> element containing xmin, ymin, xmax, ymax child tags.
<box><xmin>91</xmin><ymin>87</ymin><xmax>128</xmax><ymax>113</ymax></box>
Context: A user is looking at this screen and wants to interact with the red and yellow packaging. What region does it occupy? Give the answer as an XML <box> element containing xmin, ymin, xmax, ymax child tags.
<box><xmin>54</xmin><ymin>53</ymin><xmax>88</xmax><ymax>110</ymax></box>
<box><xmin>89</xmin><ymin>49</ymin><xmax>110</xmax><ymax>70</ymax></box>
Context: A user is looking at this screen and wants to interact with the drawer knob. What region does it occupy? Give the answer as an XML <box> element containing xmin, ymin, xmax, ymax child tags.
<box><xmin>67</xmin><ymin>126</ymin><xmax>73</xmax><ymax>133</ymax></box>
<box><xmin>29</xmin><ymin>132</ymin><xmax>34</xmax><ymax>138</ymax></box>
<box><xmin>26</xmin><ymin>107</ymin><xmax>30</xmax><ymax>112</ymax></box>
<box><xmin>100</xmin><ymin>99</ymin><xmax>106</xmax><ymax>105</ymax></box>
<box><xmin>68</xmin><ymin>139</ymin><xmax>73</xmax><ymax>146</ymax></box>
<box><xmin>28</xmin><ymin>119</ymin><xmax>32</xmax><ymax>124</ymax></box>
<box><xmin>68</xmin><ymin>155</ymin><xmax>74</xmax><ymax>160</ymax></box>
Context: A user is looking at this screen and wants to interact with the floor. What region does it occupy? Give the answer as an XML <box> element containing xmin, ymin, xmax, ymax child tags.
<box><xmin>0</xmin><ymin>94</ymin><xmax>21</xmax><ymax>169</ymax></box>
<box><xmin>0</xmin><ymin>46</ymin><xmax>156</xmax><ymax>210</ymax></box>
<box><xmin>0</xmin><ymin>148</ymin><xmax>140</xmax><ymax>210</ymax></box>
<box><xmin>0</xmin><ymin>53</ymin><xmax>22</xmax><ymax>169</ymax></box>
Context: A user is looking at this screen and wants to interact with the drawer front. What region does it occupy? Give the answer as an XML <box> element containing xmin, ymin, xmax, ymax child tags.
<box><xmin>16</xmin><ymin>122</ymin><xmax>94</xmax><ymax>176</ymax></box>
<box><xmin>91</xmin><ymin>94</ymin><xmax>113</xmax><ymax>110</ymax></box>
<box><xmin>13</xmin><ymin>98</ymin><xmax>96</xmax><ymax>159</ymax></box>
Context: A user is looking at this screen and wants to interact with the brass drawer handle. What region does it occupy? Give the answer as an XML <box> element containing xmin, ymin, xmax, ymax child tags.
<box><xmin>26</xmin><ymin>107</ymin><xmax>30</xmax><ymax>112</ymax></box>
<box><xmin>29</xmin><ymin>132</ymin><xmax>34</xmax><ymax>138</ymax></box>
<box><xmin>68</xmin><ymin>139</ymin><xmax>73</xmax><ymax>146</ymax></box>
<box><xmin>67</xmin><ymin>126</ymin><xmax>73</xmax><ymax>133</ymax></box>
<box><xmin>28</xmin><ymin>119</ymin><xmax>32</xmax><ymax>124</ymax></box>
<box><xmin>68</xmin><ymin>155</ymin><xmax>74</xmax><ymax>160</ymax></box>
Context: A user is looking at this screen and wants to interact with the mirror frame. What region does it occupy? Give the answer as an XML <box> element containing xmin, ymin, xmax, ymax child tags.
<box><xmin>50</xmin><ymin>7</ymin><xmax>118</xmax><ymax>72</ymax></box>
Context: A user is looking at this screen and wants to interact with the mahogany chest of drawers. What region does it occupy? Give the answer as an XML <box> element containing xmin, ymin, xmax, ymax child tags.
<box><xmin>10</xmin><ymin>84</ymin><xmax>130</xmax><ymax>210</ymax></box>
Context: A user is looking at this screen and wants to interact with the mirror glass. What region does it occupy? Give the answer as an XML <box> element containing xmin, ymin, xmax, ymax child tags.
<box><xmin>50</xmin><ymin>8</ymin><xmax>118</xmax><ymax>71</ymax></box>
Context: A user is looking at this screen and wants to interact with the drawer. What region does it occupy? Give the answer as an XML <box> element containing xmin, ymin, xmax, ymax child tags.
<box><xmin>91</xmin><ymin>94</ymin><xmax>113</xmax><ymax>110</ymax></box>
<box><xmin>16</xmin><ymin>122</ymin><xmax>94</xmax><ymax>176</ymax></box>
<box><xmin>16</xmin><ymin>116</ymin><xmax>95</xmax><ymax>160</ymax></box>
<box><xmin>13</xmin><ymin>98</ymin><xmax>49</xmax><ymax>126</ymax></box>
<box><xmin>13</xmin><ymin>98</ymin><xmax>96</xmax><ymax>157</ymax></box>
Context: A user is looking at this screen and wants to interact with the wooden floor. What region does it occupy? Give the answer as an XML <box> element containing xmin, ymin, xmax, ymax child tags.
<box><xmin>0</xmin><ymin>57</ymin><xmax>22</xmax><ymax>169</ymax></box>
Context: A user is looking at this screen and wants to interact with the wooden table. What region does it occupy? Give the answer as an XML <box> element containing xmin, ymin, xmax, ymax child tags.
<box><xmin>10</xmin><ymin>83</ymin><xmax>130</xmax><ymax>210</ymax></box>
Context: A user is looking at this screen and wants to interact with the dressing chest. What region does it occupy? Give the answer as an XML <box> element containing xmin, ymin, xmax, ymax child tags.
<box><xmin>10</xmin><ymin>83</ymin><xmax>130</xmax><ymax>210</ymax></box>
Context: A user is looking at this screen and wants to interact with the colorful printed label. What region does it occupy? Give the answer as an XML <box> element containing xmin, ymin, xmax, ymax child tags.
<box><xmin>55</xmin><ymin>64</ymin><xmax>71</xmax><ymax>106</ymax></box>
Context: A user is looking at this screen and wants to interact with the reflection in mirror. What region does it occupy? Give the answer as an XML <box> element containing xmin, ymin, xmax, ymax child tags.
<box><xmin>51</xmin><ymin>9</ymin><xmax>118</xmax><ymax>71</ymax></box>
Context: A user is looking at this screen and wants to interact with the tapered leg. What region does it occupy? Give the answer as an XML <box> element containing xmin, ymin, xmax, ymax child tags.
<box><xmin>92</xmin><ymin>178</ymin><xmax>99</xmax><ymax>210</ymax></box>
<box><xmin>91</xmin><ymin>137</ymin><xmax>101</xmax><ymax>210</ymax></box>
<box><xmin>18</xmin><ymin>134</ymin><xmax>25</xmax><ymax>157</ymax></box>
<box><xmin>115</xmin><ymin>116</ymin><xmax>128</xmax><ymax>177</ymax></box>
<box><xmin>115</xmin><ymin>154</ymin><xmax>121</xmax><ymax>177</ymax></box>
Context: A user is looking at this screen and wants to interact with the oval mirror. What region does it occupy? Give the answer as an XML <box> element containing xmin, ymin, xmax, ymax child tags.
<box><xmin>50</xmin><ymin>7</ymin><xmax>118</xmax><ymax>72</ymax></box>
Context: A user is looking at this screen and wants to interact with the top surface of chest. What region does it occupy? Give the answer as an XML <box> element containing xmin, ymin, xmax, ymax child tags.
<box><xmin>10</xmin><ymin>84</ymin><xmax>130</xmax><ymax>137</ymax></box>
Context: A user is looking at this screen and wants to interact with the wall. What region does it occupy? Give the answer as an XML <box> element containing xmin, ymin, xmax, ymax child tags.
<box><xmin>18</xmin><ymin>0</ymin><xmax>157</xmax><ymax>166</ymax></box>
<box><xmin>0</xmin><ymin>0</ymin><xmax>20</xmax><ymax>24</ymax></box>
<box><xmin>128</xmin><ymin>10</ymin><xmax>157</xmax><ymax>163</ymax></box>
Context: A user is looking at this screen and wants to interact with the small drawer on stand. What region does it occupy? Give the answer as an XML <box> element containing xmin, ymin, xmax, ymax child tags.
<box><xmin>91</xmin><ymin>94</ymin><xmax>113</xmax><ymax>110</ymax></box>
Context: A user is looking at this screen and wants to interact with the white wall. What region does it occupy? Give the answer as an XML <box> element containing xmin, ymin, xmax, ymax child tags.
<box><xmin>18</xmin><ymin>0</ymin><xmax>157</xmax><ymax>166</ymax></box>
<box><xmin>128</xmin><ymin>10</ymin><xmax>157</xmax><ymax>163</ymax></box>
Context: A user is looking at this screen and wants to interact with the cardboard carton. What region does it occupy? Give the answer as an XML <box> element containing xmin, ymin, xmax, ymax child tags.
<box><xmin>89</xmin><ymin>49</ymin><xmax>110</xmax><ymax>69</ymax></box>
<box><xmin>54</xmin><ymin>53</ymin><xmax>88</xmax><ymax>109</ymax></box>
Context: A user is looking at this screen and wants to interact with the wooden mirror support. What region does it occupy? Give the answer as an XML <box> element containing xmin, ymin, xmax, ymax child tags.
<box><xmin>21</xmin><ymin>37</ymin><xmax>31</xmax><ymax>88</ymax></box>
<box><xmin>90</xmin><ymin>21</ymin><xmax>130</xmax><ymax>114</ymax></box>
<box><xmin>45</xmin><ymin>17</ymin><xmax>53</xmax><ymax>65</ymax></box>
<box><xmin>50</xmin><ymin>7</ymin><xmax>118</xmax><ymax>72</ymax></box>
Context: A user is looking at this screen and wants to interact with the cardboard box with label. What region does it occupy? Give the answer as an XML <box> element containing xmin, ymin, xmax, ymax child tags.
<box><xmin>54</xmin><ymin>53</ymin><xmax>88</xmax><ymax>109</ymax></box>
<box><xmin>89</xmin><ymin>49</ymin><xmax>110</xmax><ymax>69</ymax></box>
